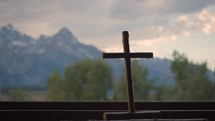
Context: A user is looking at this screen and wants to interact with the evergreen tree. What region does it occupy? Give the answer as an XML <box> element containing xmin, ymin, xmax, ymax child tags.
<box><xmin>47</xmin><ymin>69</ymin><xmax>66</xmax><ymax>100</ymax></box>
<box><xmin>171</xmin><ymin>50</ymin><xmax>215</xmax><ymax>101</ymax></box>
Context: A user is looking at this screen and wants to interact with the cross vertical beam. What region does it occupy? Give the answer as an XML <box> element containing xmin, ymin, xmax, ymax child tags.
<box><xmin>122</xmin><ymin>31</ymin><xmax>135</xmax><ymax>113</ymax></box>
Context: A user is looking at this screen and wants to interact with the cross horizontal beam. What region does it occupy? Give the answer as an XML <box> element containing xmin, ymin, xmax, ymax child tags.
<box><xmin>103</xmin><ymin>52</ymin><xmax>153</xmax><ymax>59</ymax></box>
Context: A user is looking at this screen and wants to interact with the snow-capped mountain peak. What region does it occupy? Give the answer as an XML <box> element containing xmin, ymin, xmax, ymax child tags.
<box><xmin>53</xmin><ymin>27</ymin><xmax>79</xmax><ymax>44</ymax></box>
<box><xmin>0</xmin><ymin>24</ymin><xmax>102</xmax><ymax>87</ymax></box>
<box><xmin>0</xmin><ymin>23</ymin><xmax>15</xmax><ymax>31</ymax></box>
<box><xmin>0</xmin><ymin>24</ymin><xmax>177</xmax><ymax>88</ymax></box>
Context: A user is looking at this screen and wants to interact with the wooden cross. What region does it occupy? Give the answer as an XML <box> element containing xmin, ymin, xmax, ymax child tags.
<box><xmin>103</xmin><ymin>31</ymin><xmax>153</xmax><ymax>115</ymax></box>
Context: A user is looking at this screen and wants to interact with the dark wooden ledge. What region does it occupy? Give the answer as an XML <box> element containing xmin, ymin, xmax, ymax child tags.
<box><xmin>0</xmin><ymin>101</ymin><xmax>214</xmax><ymax>120</ymax></box>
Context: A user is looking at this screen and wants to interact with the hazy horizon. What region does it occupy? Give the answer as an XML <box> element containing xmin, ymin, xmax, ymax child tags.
<box><xmin>0</xmin><ymin>0</ymin><xmax>215</xmax><ymax>69</ymax></box>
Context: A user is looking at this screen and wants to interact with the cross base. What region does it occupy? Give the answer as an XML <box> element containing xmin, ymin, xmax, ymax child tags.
<box><xmin>103</xmin><ymin>111</ymin><xmax>209</xmax><ymax>120</ymax></box>
<box><xmin>103</xmin><ymin>111</ymin><xmax>160</xmax><ymax>120</ymax></box>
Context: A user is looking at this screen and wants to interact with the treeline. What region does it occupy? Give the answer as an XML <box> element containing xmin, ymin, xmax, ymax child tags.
<box><xmin>46</xmin><ymin>50</ymin><xmax>215</xmax><ymax>101</ymax></box>
<box><xmin>47</xmin><ymin>60</ymin><xmax>112</xmax><ymax>101</ymax></box>
<box><xmin>2</xmin><ymin>50</ymin><xmax>215</xmax><ymax>101</ymax></box>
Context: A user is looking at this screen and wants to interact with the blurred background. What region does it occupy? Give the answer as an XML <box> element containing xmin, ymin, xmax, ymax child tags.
<box><xmin>0</xmin><ymin>0</ymin><xmax>214</xmax><ymax>101</ymax></box>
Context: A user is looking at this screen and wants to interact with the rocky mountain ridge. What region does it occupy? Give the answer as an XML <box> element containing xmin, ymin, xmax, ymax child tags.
<box><xmin>0</xmin><ymin>24</ymin><xmax>174</xmax><ymax>88</ymax></box>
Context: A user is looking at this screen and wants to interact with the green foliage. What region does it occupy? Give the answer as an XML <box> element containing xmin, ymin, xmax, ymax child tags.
<box><xmin>47</xmin><ymin>51</ymin><xmax>215</xmax><ymax>101</ymax></box>
<box><xmin>171</xmin><ymin>50</ymin><xmax>215</xmax><ymax>101</ymax></box>
<box><xmin>114</xmin><ymin>60</ymin><xmax>154</xmax><ymax>101</ymax></box>
<box><xmin>114</xmin><ymin>51</ymin><xmax>215</xmax><ymax>101</ymax></box>
<box><xmin>47</xmin><ymin>59</ymin><xmax>113</xmax><ymax>101</ymax></box>
<box><xmin>47</xmin><ymin>69</ymin><xmax>67</xmax><ymax>100</ymax></box>
<box><xmin>9</xmin><ymin>88</ymin><xmax>32</xmax><ymax>101</ymax></box>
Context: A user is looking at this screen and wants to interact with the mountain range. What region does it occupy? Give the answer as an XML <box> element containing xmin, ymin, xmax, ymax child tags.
<box><xmin>0</xmin><ymin>24</ymin><xmax>174</xmax><ymax>88</ymax></box>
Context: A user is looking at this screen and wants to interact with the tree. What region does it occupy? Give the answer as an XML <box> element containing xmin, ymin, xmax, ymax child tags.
<box><xmin>114</xmin><ymin>60</ymin><xmax>154</xmax><ymax>101</ymax></box>
<box><xmin>47</xmin><ymin>69</ymin><xmax>66</xmax><ymax>100</ymax></box>
<box><xmin>47</xmin><ymin>59</ymin><xmax>113</xmax><ymax>101</ymax></box>
<box><xmin>152</xmin><ymin>84</ymin><xmax>180</xmax><ymax>101</ymax></box>
<box><xmin>9</xmin><ymin>88</ymin><xmax>32</xmax><ymax>101</ymax></box>
<box><xmin>171</xmin><ymin>50</ymin><xmax>215</xmax><ymax>101</ymax></box>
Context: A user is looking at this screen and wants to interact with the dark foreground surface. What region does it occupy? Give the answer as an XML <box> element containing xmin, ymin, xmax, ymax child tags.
<box><xmin>0</xmin><ymin>101</ymin><xmax>214</xmax><ymax>120</ymax></box>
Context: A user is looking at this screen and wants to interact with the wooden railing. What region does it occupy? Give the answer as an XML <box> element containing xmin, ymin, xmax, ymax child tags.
<box><xmin>0</xmin><ymin>101</ymin><xmax>214</xmax><ymax>120</ymax></box>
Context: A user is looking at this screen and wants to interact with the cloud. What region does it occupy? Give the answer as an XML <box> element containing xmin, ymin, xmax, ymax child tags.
<box><xmin>0</xmin><ymin>0</ymin><xmax>113</xmax><ymax>38</ymax></box>
<box><xmin>179</xmin><ymin>10</ymin><xmax>215</xmax><ymax>35</ymax></box>
<box><xmin>110</xmin><ymin>0</ymin><xmax>215</xmax><ymax>20</ymax></box>
<box><xmin>169</xmin><ymin>0</ymin><xmax>215</xmax><ymax>14</ymax></box>
<box><xmin>181</xmin><ymin>30</ymin><xmax>190</xmax><ymax>37</ymax></box>
<box><xmin>130</xmin><ymin>34</ymin><xmax>177</xmax><ymax>47</ymax></box>
<box><xmin>103</xmin><ymin>46</ymin><xmax>123</xmax><ymax>52</ymax></box>
<box><xmin>0</xmin><ymin>0</ymin><xmax>215</xmax><ymax>52</ymax></box>
<box><xmin>179</xmin><ymin>15</ymin><xmax>188</xmax><ymax>21</ymax></box>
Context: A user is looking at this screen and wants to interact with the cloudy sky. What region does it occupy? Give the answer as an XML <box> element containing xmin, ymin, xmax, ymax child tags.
<box><xmin>0</xmin><ymin>0</ymin><xmax>215</xmax><ymax>69</ymax></box>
